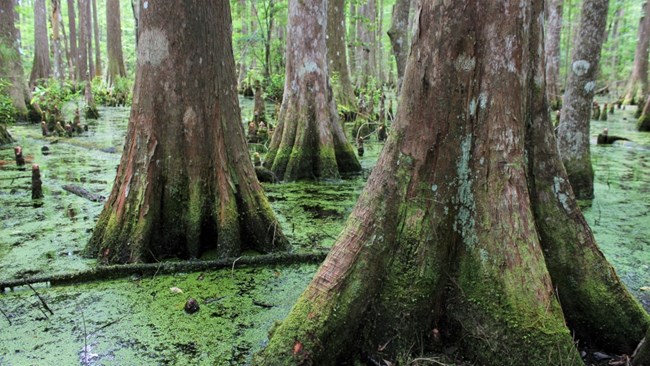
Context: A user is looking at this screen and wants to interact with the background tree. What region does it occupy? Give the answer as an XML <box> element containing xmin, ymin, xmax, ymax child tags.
<box><xmin>0</xmin><ymin>124</ymin><xmax>12</xmax><ymax>144</ymax></box>
<box><xmin>637</xmin><ymin>93</ymin><xmax>650</xmax><ymax>131</ymax></box>
<box><xmin>29</xmin><ymin>0</ymin><xmax>52</xmax><ymax>86</ymax></box>
<box><xmin>355</xmin><ymin>0</ymin><xmax>377</xmax><ymax>88</ymax></box>
<box><xmin>86</xmin><ymin>0</ymin><xmax>289</xmax><ymax>264</ymax></box>
<box><xmin>51</xmin><ymin>0</ymin><xmax>65</xmax><ymax>80</ymax></box>
<box><xmin>326</xmin><ymin>0</ymin><xmax>357</xmax><ymax>112</ymax></box>
<box><xmin>105</xmin><ymin>0</ymin><xmax>126</xmax><ymax>86</ymax></box>
<box><xmin>557</xmin><ymin>0</ymin><xmax>609</xmax><ymax>200</ymax></box>
<box><xmin>387</xmin><ymin>0</ymin><xmax>410</xmax><ymax>92</ymax></box>
<box><xmin>545</xmin><ymin>0</ymin><xmax>564</xmax><ymax>108</ymax></box>
<box><xmin>255</xmin><ymin>0</ymin><xmax>649</xmax><ymax>364</ymax></box>
<box><xmin>91</xmin><ymin>0</ymin><xmax>100</xmax><ymax>77</ymax></box>
<box><xmin>263</xmin><ymin>0</ymin><xmax>361</xmax><ymax>181</ymax></box>
<box><xmin>622</xmin><ymin>1</ymin><xmax>650</xmax><ymax>105</ymax></box>
<box><xmin>66</xmin><ymin>0</ymin><xmax>78</xmax><ymax>80</ymax></box>
<box><xmin>0</xmin><ymin>0</ymin><xmax>28</xmax><ymax>118</ymax></box>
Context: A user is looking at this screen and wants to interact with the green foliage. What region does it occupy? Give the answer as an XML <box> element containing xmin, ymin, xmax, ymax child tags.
<box><xmin>30</xmin><ymin>79</ymin><xmax>80</xmax><ymax>117</ymax></box>
<box><xmin>0</xmin><ymin>79</ymin><xmax>18</xmax><ymax>124</ymax></box>
<box><xmin>92</xmin><ymin>76</ymin><xmax>133</xmax><ymax>107</ymax></box>
<box><xmin>265</xmin><ymin>73</ymin><xmax>284</xmax><ymax>102</ymax></box>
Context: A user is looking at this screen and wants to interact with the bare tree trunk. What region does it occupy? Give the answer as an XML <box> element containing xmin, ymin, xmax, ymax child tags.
<box><xmin>67</xmin><ymin>0</ymin><xmax>78</xmax><ymax>80</ymax></box>
<box><xmin>0</xmin><ymin>0</ymin><xmax>28</xmax><ymax>117</ymax></box>
<box><xmin>106</xmin><ymin>0</ymin><xmax>126</xmax><ymax>86</ymax></box>
<box><xmin>131</xmin><ymin>0</ymin><xmax>139</xmax><ymax>47</ymax></box>
<box><xmin>29</xmin><ymin>0</ymin><xmax>52</xmax><ymax>86</ymax></box>
<box><xmin>264</xmin><ymin>0</ymin><xmax>361</xmax><ymax>181</ymax></box>
<box><xmin>0</xmin><ymin>124</ymin><xmax>12</xmax><ymax>144</ymax></box>
<box><xmin>355</xmin><ymin>0</ymin><xmax>377</xmax><ymax>88</ymax></box>
<box><xmin>85</xmin><ymin>0</ymin><xmax>95</xmax><ymax>79</ymax></box>
<box><xmin>327</xmin><ymin>0</ymin><xmax>357</xmax><ymax>111</ymax></box>
<box><xmin>236</xmin><ymin>0</ymin><xmax>248</xmax><ymax>89</ymax></box>
<box><xmin>91</xmin><ymin>0</ymin><xmax>101</xmax><ymax>77</ymax></box>
<box><xmin>86</xmin><ymin>0</ymin><xmax>289</xmax><ymax>264</ymax></box>
<box><xmin>51</xmin><ymin>0</ymin><xmax>65</xmax><ymax>81</ymax></box>
<box><xmin>622</xmin><ymin>2</ymin><xmax>650</xmax><ymax>105</ymax></box>
<box><xmin>545</xmin><ymin>0</ymin><xmax>563</xmax><ymax>108</ymax></box>
<box><xmin>557</xmin><ymin>0</ymin><xmax>609</xmax><ymax>200</ymax></box>
<box><xmin>348</xmin><ymin>2</ymin><xmax>357</xmax><ymax>73</ymax></box>
<box><xmin>607</xmin><ymin>5</ymin><xmax>624</xmax><ymax>87</ymax></box>
<box><xmin>637</xmin><ymin>94</ymin><xmax>650</xmax><ymax>131</ymax></box>
<box><xmin>255</xmin><ymin>0</ymin><xmax>649</xmax><ymax>364</ymax></box>
<box><xmin>387</xmin><ymin>0</ymin><xmax>410</xmax><ymax>92</ymax></box>
<box><xmin>77</xmin><ymin>0</ymin><xmax>92</xmax><ymax>104</ymax></box>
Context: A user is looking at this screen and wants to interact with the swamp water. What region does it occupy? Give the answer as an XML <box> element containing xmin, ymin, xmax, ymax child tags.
<box><xmin>0</xmin><ymin>100</ymin><xmax>648</xmax><ymax>364</ymax></box>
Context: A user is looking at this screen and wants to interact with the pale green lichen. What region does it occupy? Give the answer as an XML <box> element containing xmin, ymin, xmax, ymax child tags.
<box><xmin>454</xmin><ymin>135</ymin><xmax>478</xmax><ymax>248</ymax></box>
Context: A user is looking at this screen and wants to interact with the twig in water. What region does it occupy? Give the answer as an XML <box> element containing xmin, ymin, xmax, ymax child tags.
<box><xmin>252</xmin><ymin>300</ymin><xmax>274</xmax><ymax>309</ymax></box>
<box><xmin>81</xmin><ymin>308</ymin><xmax>88</xmax><ymax>365</ymax></box>
<box><xmin>231</xmin><ymin>256</ymin><xmax>242</xmax><ymax>277</ymax></box>
<box><xmin>0</xmin><ymin>306</ymin><xmax>12</xmax><ymax>326</ymax></box>
<box><xmin>27</xmin><ymin>284</ymin><xmax>53</xmax><ymax>315</ymax></box>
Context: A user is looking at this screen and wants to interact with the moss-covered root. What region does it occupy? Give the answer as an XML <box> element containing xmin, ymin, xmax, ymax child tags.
<box><xmin>634</xmin><ymin>328</ymin><xmax>650</xmax><ymax>366</ymax></box>
<box><xmin>561</xmin><ymin>158</ymin><xmax>594</xmax><ymax>200</ymax></box>
<box><xmin>638</xmin><ymin>114</ymin><xmax>650</xmax><ymax>132</ymax></box>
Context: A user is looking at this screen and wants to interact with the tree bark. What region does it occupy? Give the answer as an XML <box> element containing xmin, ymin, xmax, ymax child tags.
<box><xmin>29</xmin><ymin>0</ymin><xmax>52</xmax><ymax>86</ymax></box>
<box><xmin>106</xmin><ymin>0</ymin><xmax>126</xmax><ymax>86</ymax></box>
<box><xmin>86</xmin><ymin>0</ymin><xmax>289</xmax><ymax>264</ymax></box>
<box><xmin>326</xmin><ymin>0</ymin><xmax>357</xmax><ymax>111</ymax></box>
<box><xmin>51</xmin><ymin>0</ymin><xmax>65</xmax><ymax>80</ymax></box>
<box><xmin>387</xmin><ymin>0</ymin><xmax>410</xmax><ymax>92</ymax></box>
<box><xmin>77</xmin><ymin>0</ymin><xmax>93</xmax><ymax>105</ymax></box>
<box><xmin>236</xmin><ymin>0</ymin><xmax>248</xmax><ymax>89</ymax></box>
<box><xmin>637</xmin><ymin>94</ymin><xmax>650</xmax><ymax>131</ymax></box>
<box><xmin>0</xmin><ymin>0</ymin><xmax>28</xmax><ymax>117</ymax></box>
<box><xmin>67</xmin><ymin>0</ymin><xmax>78</xmax><ymax>80</ymax></box>
<box><xmin>85</xmin><ymin>0</ymin><xmax>94</xmax><ymax>79</ymax></box>
<box><xmin>622</xmin><ymin>2</ymin><xmax>650</xmax><ymax>105</ymax></box>
<box><xmin>254</xmin><ymin>0</ymin><xmax>649</xmax><ymax>364</ymax></box>
<box><xmin>545</xmin><ymin>0</ymin><xmax>564</xmax><ymax>108</ymax></box>
<box><xmin>263</xmin><ymin>0</ymin><xmax>361</xmax><ymax>181</ymax></box>
<box><xmin>607</xmin><ymin>5</ymin><xmax>624</xmax><ymax>86</ymax></box>
<box><xmin>557</xmin><ymin>0</ymin><xmax>609</xmax><ymax>200</ymax></box>
<box><xmin>91</xmin><ymin>0</ymin><xmax>101</xmax><ymax>77</ymax></box>
<box><xmin>0</xmin><ymin>124</ymin><xmax>13</xmax><ymax>145</ymax></box>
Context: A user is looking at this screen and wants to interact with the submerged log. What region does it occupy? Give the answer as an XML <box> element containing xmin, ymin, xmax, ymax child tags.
<box><xmin>597</xmin><ymin>128</ymin><xmax>631</xmax><ymax>145</ymax></box>
<box><xmin>62</xmin><ymin>184</ymin><xmax>105</xmax><ymax>202</ymax></box>
<box><xmin>0</xmin><ymin>251</ymin><xmax>328</xmax><ymax>291</ymax></box>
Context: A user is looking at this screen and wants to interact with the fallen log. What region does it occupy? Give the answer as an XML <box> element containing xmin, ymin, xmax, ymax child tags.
<box><xmin>0</xmin><ymin>251</ymin><xmax>328</xmax><ymax>291</ymax></box>
<box><xmin>62</xmin><ymin>184</ymin><xmax>105</xmax><ymax>202</ymax></box>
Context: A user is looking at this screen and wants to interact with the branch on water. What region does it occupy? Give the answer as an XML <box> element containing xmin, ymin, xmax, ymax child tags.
<box><xmin>0</xmin><ymin>251</ymin><xmax>328</xmax><ymax>291</ymax></box>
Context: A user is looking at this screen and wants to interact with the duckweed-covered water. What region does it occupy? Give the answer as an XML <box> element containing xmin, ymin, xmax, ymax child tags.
<box><xmin>0</xmin><ymin>100</ymin><xmax>648</xmax><ymax>364</ymax></box>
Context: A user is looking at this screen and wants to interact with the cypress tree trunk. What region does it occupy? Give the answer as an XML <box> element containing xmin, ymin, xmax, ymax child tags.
<box><xmin>86</xmin><ymin>0</ymin><xmax>289</xmax><ymax>264</ymax></box>
<box><xmin>263</xmin><ymin>0</ymin><xmax>361</xmax><ymax>181</ymax></box>
<box><xmin>0</xmin><ymin>0</ymin><xmax>28</xmax><ymax>118</ymax></box>
<box><xmin>67</xmin><ymin>0</ymin><xmax>78</xmax><ymax>80</ymax></box>
<box><xmin>388</xmin><ymin>0</ymin><xmax>410</xmax><ymax>93</ymax></box>
<box><xmin>91</xmin><ymin>0</ymin><xmax>101</xmax><ymax>77</ymax></box>
<box><xmin>254</xmin><ymin>0</ymin><xmax>649</xmax><ymax>364</ymax></box>
<box><xmin>622</xmin><ymin>2</ymin><xmax>650</xmax><ymax>105</ymax></box>
<box><xmin>51</xmin><ymin>0</ymin><xmax>65</xmax><ymax>81</ymax></box>
<box><xmin>0</xmin><ymin>124</ymin><xmax>13</xmax><ymax>145</ymax></box>
<box><xmin>545</xmin><ymin>0</ymin><xmax>564</xmax><ymax>108</ymax></box>
<box><xmin>557</xmin><ymin>0</ymin><xmax>609</xmax><ymax>200</ymax></box>
<box><xmin>85</xmin><ymin>0</ymin><xmax>94</xmax><ymax>79</ymax></box>
<box><xmin>326</xmin><ymin>0</ymin><xmax>357</xmax><ymax>112</ymax></box>
<box><xmin>355</xmin><ymin>0</ymin><xmax>377</xmax><ymax>88</ymax></box>
<box><xmin>106</xmin><ymin>0</ymin><xmax>126</xmax><ymax>86</ymax></box>
<box><xmin>607</xmin><ymin>5</ymin><xmax>624</xmax><ymax>86</ymax></box>
<box><xmin>638</xmin><ymin>94</ymin><xmax>650</xmax><ymax>131</ymax></box>
<box><xmin>236</xmin><ymin>0</ymin><xmax>248</xmax><ymax>89</ymax></box>
<box><xmin>29</xmin><ymin>0</ymin><xmax>52</xmax><ymax>86</ymax></box>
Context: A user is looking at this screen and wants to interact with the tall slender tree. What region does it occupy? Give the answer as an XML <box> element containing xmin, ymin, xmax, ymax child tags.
<box><xmin>91</xmin><ymin>0</ymin><xmax>101</xmax><ymax>77</ymax></box>
<box><xmin>51</xmin><ymin>0</ymin><xmax>65</xmax><ymax>80</ymax></box>
<box><xmin>67</xmin><ymin>0</ymin><xmax>78</xmax><ymax>80</ymax></box>
<box><xmin>263</xmin><ymin>0</ymin><xmax>361</xmax><ymax>181</ymax></box>
<box><xmin>0</xmin><ymin>0</ymin><xmax>28</xmax><ymax>117</ymax></box>
<box><xmin>557</xmin><ymin>0</ymin><xmax>609</xmax><ymax>200</ymax></box>
<box><xmin>255</xmin><ymin>0</ymin><xmax>649</xmax><ymax>364</ymax></box>
<box><xmin>355</xmin><ymin>0</ymin><xmax>377</xmax><ymax>88</ymax></box>
<box><xmin>86</xmin><ymin>0</ymin><xmax>289</xmax><ymax>263</ymax></box>
<box><xmin>326</xmin><ymin>0</ymin><xmax>357</xmax><ymax>112</ymax></box>
<box><xmin>622</xmin><ymin>1</ymin><xmax>650</xmax><ymax>105</ymax></box>
<box><xmin>637</xmin><ymin>93</ymin><xmax>650</xmax><ymax>131</ymax></box>
<box><xmin>545</xmin><ymin>0</ymin><xmax>564</xmax><ymax>108</ymax></box>
<box><xmin>106</xmin><ymin>0</ymin><xmax>126</xmax><ymax>85</ymax></box>
<box><xmin>29</xmin><ymin>0</ymin><xmax>52</xmax><ymax>86</ymax></box>
<box><xmin>387</xmin><ymin>0</ymin><xmax>410</xmax><ymax>92</ymax></box>
<box><xmin>0</xmin><ymin>124</ymin><xmax>12</xmax><ymax>145</ymax></box>
<box><xmin>77</xmin><ymin>0</ymin><xmax>92</xmax><ymax>103</ymax></box>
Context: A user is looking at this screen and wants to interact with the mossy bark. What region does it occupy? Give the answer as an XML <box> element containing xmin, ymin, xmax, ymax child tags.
<box><xmin>0</xmin><ymin>124</ymin><xmax>13</xmax><ymax>145</ymax></box>
<box><xmin>638</xmin><ymin>95</ymin><xmax>650</xmax><ymax>132</ymax></box>
<box><xmin>545</xmin><ymin>0</ymin><xmax>564</xmax><ymax>109</ymax></box>
<box><xmin>387</xmin><ymin>0</ymin><xmax>410</xmax><ymax>92</ymax></box>
<box><xmin>29</xmin><ymin>0</ymin><xmax>52</xmax><ymax>86</ymax></box>
<box><xmin>86</xmin><ymin>1</ymin><xmax>288</xmax><ymax>264</ymax></box>
<box><xmin>254</xmin><ymin>1</ymin><xmax>648</xmax><ymax>365</ymax></box>
<box><xmin>623</xmin><ymin>2</ymin><xmax>650</xmax><ymax>106</ymax></box>
<box><xmin>264</xmin><ymin>0</ymin><xmax>360</xmax><ymax>181</ymax></box>
<box><xmin>557</xmin><ymin>0</ymin><xmax>609</xmax><ymax>200</ymax></box>
<box><xmin>105</xmin><ymin>0</ymin><xmax>126</xmax><ymax>86</ymax></box>
<box><xmin>634</xmin><ymin>328</ymin><xmax>650</xmax><ymax>366</ymax></box>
